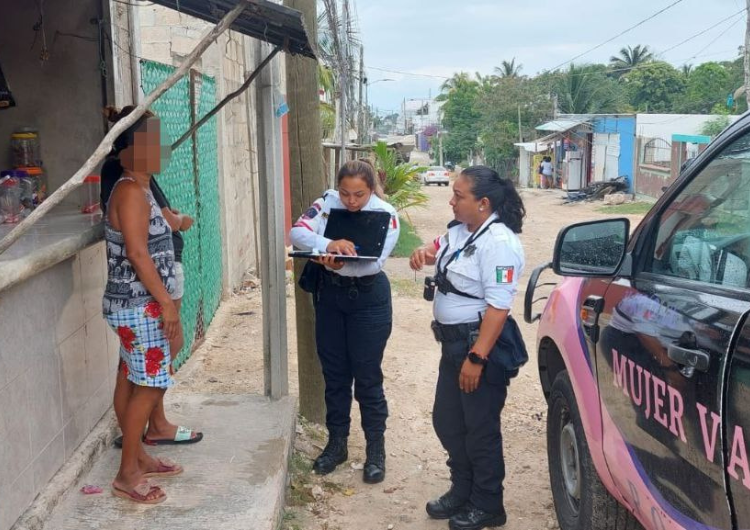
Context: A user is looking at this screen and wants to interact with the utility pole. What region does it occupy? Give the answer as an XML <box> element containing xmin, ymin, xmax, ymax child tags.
<box><xmin>339</xmin><ymin>0</ymin><xmax>348</xmax><ymax>166</ymax></box>
<box><xmin>439</xmin><ymin>131</ymin><xmax>444</xmax><ymax>166</ymax></box>
<box><xmin>284</xmin><ymin>0</ymin><xmax>327</xmax><ymax>423</ymax></box>
<box><xmin>358</xmin><ymin>44</ymin><xmax>365</xmax><ymax>145</ymax></box>
<box><xmin>744</xmin><ymin>0</ymin><xmax>750</xmax><ymax>107</ymax></box>
<box><xmin>517</xmin><ymin>105</ymin><xmax>523</xmax><ymax>143</ymax></box>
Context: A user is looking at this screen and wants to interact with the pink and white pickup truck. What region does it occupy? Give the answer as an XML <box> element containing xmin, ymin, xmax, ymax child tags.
<box><xmin>525</xmin><ymin>114</ymin><xmax>750</xmax><ymax>530</ymax></box>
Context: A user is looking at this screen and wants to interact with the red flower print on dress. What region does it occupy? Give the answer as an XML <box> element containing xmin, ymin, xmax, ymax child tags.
<box><xmin>119</xmin><ymin>359</ymin><xmax>129</xmax><ymax>377</ymax></box>
<box><xmin>144</xmin><ymin>301</ymin><xmax>162</xmax><ymax>319</ymax></box>
<box><xmin>145</xmin><ymin>360</ymin><xmax>161</xmax><ymax>377</ymax></box>
<box><xmin>117</xmin><ymin>326</ymin><xmax>136</xmax><ymax>353</ymax></box>
<box><xmin>145</xmin><ymin>347</ymin><xmax>165</xmax><ymax>363</ymax></box>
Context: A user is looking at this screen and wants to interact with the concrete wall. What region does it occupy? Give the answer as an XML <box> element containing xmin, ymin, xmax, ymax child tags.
<box><xmin>0</xmin><ymin>0</ymin><xmax>109</xmax><ymax>203</ymax></box>
<box><xmin>0</xmin><ymin>243</ymin><xmax>118</xmax><ymax>530</ymax></box>
<box><xmin>636</xmin><ymin>113</ymin><xmax>741</xmax><ymax>139</ymax></box>
<box><xmin>138</xmin><ymin>5</ymin><xmax>262</xmax><ymax>291</ymax></box>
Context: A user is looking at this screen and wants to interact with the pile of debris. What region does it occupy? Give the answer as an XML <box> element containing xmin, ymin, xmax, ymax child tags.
<box><xmin>565</xmin><ymin>176</ymin><xmax>629</xmax><ymax>203</ymax></box>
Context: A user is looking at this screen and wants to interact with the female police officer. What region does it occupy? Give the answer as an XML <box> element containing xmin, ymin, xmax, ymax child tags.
<box><xmin>410</xmin><ymin>166</ymin><xmax>526</xmax><ymax>530</ymax></box>
<box><xmin>290</xmin><ymin>160</ymin><xmax>399</xmax><ymax>484</ymax></box>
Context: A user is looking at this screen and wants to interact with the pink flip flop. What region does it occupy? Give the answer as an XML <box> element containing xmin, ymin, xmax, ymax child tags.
<box><xmin>112</xmin><ymin>481</ymin><xmax>166</xmax><ymax>504</ymax></box>
<box><xmin>143</xmin><ymin>458</ymin><xmax>183</xmax><ymax>478</ymax></box>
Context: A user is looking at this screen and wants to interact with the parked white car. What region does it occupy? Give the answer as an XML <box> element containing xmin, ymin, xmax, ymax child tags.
<box><xmin>421</xmin><ymin>166</ymin><xmax>451</xmax><ymax>186</ymax></box>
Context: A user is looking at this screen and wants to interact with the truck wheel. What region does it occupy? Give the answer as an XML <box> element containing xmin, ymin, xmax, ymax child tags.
<box><xmin>548</xmin><ymin>371</ymin><xmax>641</xmax><ymax>530</ymax></box>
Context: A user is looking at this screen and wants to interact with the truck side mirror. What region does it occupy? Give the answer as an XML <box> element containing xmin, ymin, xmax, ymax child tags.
<box><xmin>553</xmin><ymin>218</ymin><xmax>630</xmax><ymax>277</ymax></box>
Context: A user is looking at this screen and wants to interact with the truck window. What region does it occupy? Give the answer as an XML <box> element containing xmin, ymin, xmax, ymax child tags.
<box><xmin>648</xmin><ymin>133</ymin><xmax>750</xmax><ymax>289</ymax></box>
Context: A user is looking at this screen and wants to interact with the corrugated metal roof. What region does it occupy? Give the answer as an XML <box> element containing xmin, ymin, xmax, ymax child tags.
<box><xmin>535</xmin><ymin>119</ymin><xmax>590</xmax><ymax>132</ymax></box>
<box><xmin>148</xmin><ymin>0</ymin><xmax>316</xmax><ymax>59</ymax></box>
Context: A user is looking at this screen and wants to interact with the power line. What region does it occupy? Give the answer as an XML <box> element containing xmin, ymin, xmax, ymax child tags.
<box><xmin>366</xmin><ymin>65</ymin><xmax>450</xmax><ymax>80</ymax></box>
<box><xmin>686</xmin><ymin>16</ymin><xmax>744</xmax><ymax>61</ymax></box>
<box><xmin>658</xmin><ymin>7</ymin><xmax>747</xmax><ymax>56</ymax></box>
<box><xmin>547</xmin><ymin>0</ymin><xmax>687</xmax><ymax>72</ymax></box>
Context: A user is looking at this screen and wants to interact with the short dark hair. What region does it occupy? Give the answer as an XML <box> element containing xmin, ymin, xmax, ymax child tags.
<box><xmin>461</xmin><ymin>166</ymin><xmax>525</xmax><ymax>233</ymax></box>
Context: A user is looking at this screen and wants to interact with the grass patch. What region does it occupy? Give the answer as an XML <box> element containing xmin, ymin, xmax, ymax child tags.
<box><xmin>287</xmin><ymin>452</ymin><xmax>314</xmax><ymax>506</ymax></box>
<box><xmin>392</xmin><ymin>216</ymin><xmax>423</xmax><ymax>258</ymax></box>
<box><xmin>390</xmin><ymin>278</ymin><xmax>424</xmax><ymax>298</ymax></box>
<box><xmin>597</xmin><ymin>202</ymin><xmax>653</xmax><ymax>215</ymax></box>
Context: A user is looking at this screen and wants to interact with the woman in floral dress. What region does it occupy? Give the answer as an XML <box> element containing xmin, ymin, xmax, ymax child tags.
<box><xmin>102</xmin><ymin>108</ymin><xmax>182</xmax><ymax>504</ymax></box>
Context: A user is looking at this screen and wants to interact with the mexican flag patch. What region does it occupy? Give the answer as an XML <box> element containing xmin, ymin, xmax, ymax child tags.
<box><xmin>496</xmin><ymin>266</ymin><xmax>514</xmax><ymax>284</ymax></box>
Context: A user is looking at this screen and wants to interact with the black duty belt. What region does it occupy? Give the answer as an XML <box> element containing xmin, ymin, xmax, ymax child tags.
<box><xmin>431</xmin><ymin>320</ymin><xmax>480</xmax><ymax>343</ymax></box>
<box><xmin>320</xmin><ymin>269</ymin><xmax>378</xmax><ymax>288</ymax></box>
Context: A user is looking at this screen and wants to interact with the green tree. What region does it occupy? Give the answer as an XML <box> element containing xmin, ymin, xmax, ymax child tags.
<box><xmin>700</xmin><ymin>115</ymin><xmax>731</xmax><ymax>137</ymax></box>
<box><xmin>476</xmin><ymin>76</ymin><xmax>554</xmax><ymax>166</ymax></box>
<box><xmin>494</xmin><ymin>58</ymin><xmax>522</xmax><ymax>79</ymax></box>
<box><xmin>438</xmin><ymin>72</ymin><xmax>482</xmax><ymax>163</ymax></box>
<box><xmin>624</xmin><ymin>61</ymin><xmax>685</xmax><ymax>112</ymax></box>
<box><xmin>680</xmin><ymin>62</ymin><xmax>731</xmax><ymax>113</ymax></box>
<box><xmin>554</xmin><ymin>64</ymin><xmax>626</xmax><ymax>114</ymax></box>
<box><xmin>610</xmin><ymin>44</ymin><xmax>654</xmax><ymax>74</ymax></box>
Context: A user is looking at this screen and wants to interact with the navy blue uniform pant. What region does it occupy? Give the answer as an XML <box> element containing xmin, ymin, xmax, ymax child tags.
<box><xmin>314</xmin><ymin>272</ymin><xmax>392</xmax><ymax>440</ymax></box>
<box><xmin>433</xmin><ymin>338</ymin><xmax>508</xmax><ymax>514</ymax></box>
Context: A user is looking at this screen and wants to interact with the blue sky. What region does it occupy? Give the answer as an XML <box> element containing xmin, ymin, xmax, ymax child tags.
<box><xmin>357</xmin><ymin>0</ymin><xmax>747</xmax><ymax>115</ymax></box>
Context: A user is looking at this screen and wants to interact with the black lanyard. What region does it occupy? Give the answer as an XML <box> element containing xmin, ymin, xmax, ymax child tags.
<box><xmin>437</xmin><ymin>219</ymin><xmax>500</xmax><ymax>276</ymax></box>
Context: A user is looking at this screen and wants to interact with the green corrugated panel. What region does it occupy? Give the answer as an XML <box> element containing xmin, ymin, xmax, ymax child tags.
<box><xmin>140</xmin><ymin>60</ymin><xmax>199</xmax><ymax>369</ymax></box>
<box><xmin>196</xmin><ymin>74</ymin><xmax>223</xmax><ymax>326</ymax></box>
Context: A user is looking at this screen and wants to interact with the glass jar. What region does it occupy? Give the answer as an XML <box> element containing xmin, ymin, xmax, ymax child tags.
<box><xmin>10</xmin><ymin>129</ymin><xmax>42</xmax><ymax>168</ymax></box>
<box><xmin>81</xmin><ymin>175</ymin><xmax>100</xmax><ymax>214</ymax></box>
<box><xmin>0</xmin><ymin>173</ymin><xmax>22</xmax><ymax>223</ymax></box>
<box><xmin>16</xmin><ymin>166</ymin><xmax>46</xmax><ymax>206</ymax></box>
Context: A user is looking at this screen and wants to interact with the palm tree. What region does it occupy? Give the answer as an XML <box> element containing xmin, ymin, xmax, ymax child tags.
<box><xmin>609</xmin><ymin>45</ymin><xmax>654</xmax><ymax>73</ymax></box>
<box><xmin>681</xmin><ymin>64</ymin><xmax>694</xmax><ymax>79</ymax></box>
<box><xmin>555</xmin><ymin>64</ymin><xmax>623</xmax><ymax>114</ymax></box>
<box><xmin>494</xmin><ymin>58</ymin><xmax>522</xmax><ymax>78</ymax></box>
<box><xmin>440</xmin><ymin>72</ymin><xmax>472</xmax><ymax>93</ymax></box>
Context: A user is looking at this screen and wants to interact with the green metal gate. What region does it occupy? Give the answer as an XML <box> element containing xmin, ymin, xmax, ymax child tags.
<box><xmin>140</xmin><ymin>60</ymin><xmax>223</xmax><ymax>369</ymax></box>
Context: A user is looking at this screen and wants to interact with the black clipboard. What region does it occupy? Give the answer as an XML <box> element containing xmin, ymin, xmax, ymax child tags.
<box><xmin>323</xmin><ymin>208</ymin><xmax>391</xmax><ymax>257</ymax></box>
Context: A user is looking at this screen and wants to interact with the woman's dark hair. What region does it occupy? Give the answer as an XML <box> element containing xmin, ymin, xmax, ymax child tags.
<box><xmin>337</xmin><ymin>159</ymin><xmax>384</xmax><ymax>198</ymax></box>
<box><xmin>461</xmin><ymin>165</ymin><xmax>525</xmax><ymax>234</ymax></box>
<box><xmin>99</xmin><ymin>105</ymin><xmax>156</xmax><ymax>211</ymax></box>
<box><xmin>104</xmin><ymin>105</ymin><xmax>157</xmax><ymax>155</ymax></box>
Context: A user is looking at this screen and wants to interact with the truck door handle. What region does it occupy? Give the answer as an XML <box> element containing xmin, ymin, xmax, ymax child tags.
<box><xmin>580</xmin><ymin>296</ymin><xmax>604</xmax><ymax>343</ymax></box>
<box><xmin>667</xmin><ymin>344</ymin><xmax>710</xmax><ymax>377</ymax></box>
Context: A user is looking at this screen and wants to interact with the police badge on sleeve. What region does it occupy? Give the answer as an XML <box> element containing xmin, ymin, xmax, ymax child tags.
<box><xmin>496</xmin><ymin>266</ymin><xmax>514</xmax><ymax>284</ymax></box>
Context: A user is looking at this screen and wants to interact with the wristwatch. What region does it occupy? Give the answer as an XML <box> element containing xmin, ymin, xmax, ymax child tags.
<box><xmin>467</xmin><ymin>351</ymin><xmax>488</xmax><ymax>366</ymax></box>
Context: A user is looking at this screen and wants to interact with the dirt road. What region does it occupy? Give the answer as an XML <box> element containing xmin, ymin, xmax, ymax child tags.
<box><xmin>175</xmin><ymin>185</ymin><xmax>645</xmax><ymax>530</ymax></box>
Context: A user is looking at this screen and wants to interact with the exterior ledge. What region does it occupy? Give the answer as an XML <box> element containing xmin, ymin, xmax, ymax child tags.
<box><xmin>0</xmin><ymin>207</ymin><xmax>103</xmax><ymax>293</ymax></box>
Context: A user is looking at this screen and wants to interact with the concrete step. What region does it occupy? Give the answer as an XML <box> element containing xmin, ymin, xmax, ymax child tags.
<box><xmin>42</xmin><ymin>394</ymin><xmax>296</xmax><ymax>530</ymax></box>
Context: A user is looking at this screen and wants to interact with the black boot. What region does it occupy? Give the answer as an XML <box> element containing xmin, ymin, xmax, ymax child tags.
<box><xmin>449</xmin><ymin>503</ymin><xmax>507</xmax><ymax>530</ymax></box>
<box><xmin>313</xmin><ymin>436</ymin><xmax>348</xmax><ymax>475</ymax></box>
<box><xmin>363</xmin><ymin>436</ymin><xmax>386</xmax><ymax>484</ymax></box>
<box><xmin>426</xmin><ymin>488</ymin><xmax>468</xmax><ymax>519</ymax></box>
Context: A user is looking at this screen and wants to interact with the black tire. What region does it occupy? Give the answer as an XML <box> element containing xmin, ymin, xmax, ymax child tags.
<box><xmin>548</xmin><ymin>371</ymin><xmax>642</xmax><ymax>530</ymax></box>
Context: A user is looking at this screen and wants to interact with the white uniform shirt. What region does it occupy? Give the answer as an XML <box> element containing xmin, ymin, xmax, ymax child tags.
<box><xmin>289</xmin><ymin>189</ymin><xmax>400</xmax><ymax>277</ymax></box>
<box><xmin>433</xmin><ymin>214</ymin><xmax>525</xmax><ymax>325</ymax></box>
